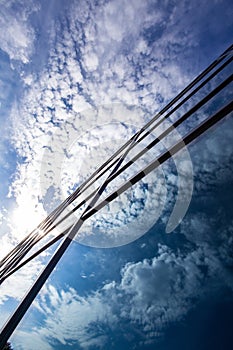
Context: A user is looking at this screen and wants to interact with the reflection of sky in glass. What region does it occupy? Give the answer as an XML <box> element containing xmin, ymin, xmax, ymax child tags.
<box><xmin>0</xmin><ymin>0</ymin><xmax>232</xmax><ymax>349</ymax></box>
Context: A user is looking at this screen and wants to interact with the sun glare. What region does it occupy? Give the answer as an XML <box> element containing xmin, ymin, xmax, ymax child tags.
<box><xmin>11</xmin><ymin>200</ymin><xmax>45</xmax><ymax>241</ymax></box>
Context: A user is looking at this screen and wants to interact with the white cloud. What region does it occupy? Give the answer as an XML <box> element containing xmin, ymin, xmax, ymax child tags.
<box><xmin>30</xmin><ymin>284</ymin><xmax>114</xmax><ymax>349</ymax></box>
<box><xmin>13</xmin><ymin>329</ymin><xmax>54</xmax><ymax>350</ymax></box>
<box><xmin>11</xmin><ymin>242</ymin><xmax>226</xmax><ymax>349</ymax></box>
<box><xmin>6</xmin><ymin>0</ymin><xmax>198</xmax><ymax>252</ymax></box>
<box><xmin>118</xmin><ymin>245</ymin><xmax>205</xmax><ymax>332</ymax></box>
<box><xmin>0</xmin><ymin>253</ymin><xmax>44</xmax><ymax>307</ymax></box>
<box><xmin>0</xmin><ymin>0</ymin><xmax>39</xmax><ymax>64</ymax></box>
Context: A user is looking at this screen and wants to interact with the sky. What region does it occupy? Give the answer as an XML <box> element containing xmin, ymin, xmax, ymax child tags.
<box><xmin>0</xmin><ymin>0</ymin><xmax>233</xmax><ymax>349</ymax></box>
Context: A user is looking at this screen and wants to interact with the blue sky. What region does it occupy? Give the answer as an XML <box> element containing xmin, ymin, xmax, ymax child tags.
<box><xmin>0</xmin><ymin>0</ymin><xmax>232</xmax><ymax>349</ymax></box>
